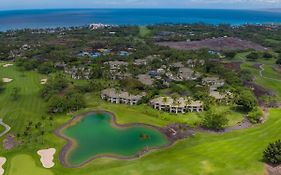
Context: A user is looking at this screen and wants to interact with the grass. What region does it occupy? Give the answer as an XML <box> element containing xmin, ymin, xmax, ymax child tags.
<box><xmin>6</xmin><ymin>108</ymin><xmax>280</xmax><ymax>175</ymax></box>
<box><xmin>233</xmin><ymin>52</ymin><xmax>281</xmax><ymax>99</ymax></box>
<box><xmin>139</xmin><ymin>26</ymin><xmax>151</xmax><ymax>38</ymax></box>
<box><xmin>6</xmin><ymin>154</ymin><xmax>53</xmax><ymax>175</ymax></box>
<box><xmin>83</xmin><ymin>93</ymin><xmax>244</xmax><ymax>127</ymax></box>
<box><xmin>0</xmin><ymin>62</ymin><xmax>280</xmax><ymax>175</ymax></box>
<box><xmin>0</xmin><ymin>63</ymin><xmax>47</xmax><ymax>135</ymax></box>
<box><xmin>240</xmin><ymin>59</ymin><xmax>281</xmax><ymax>100</ymax></box>
<box><xmin>0</xmin><ymin>124</ymin><xmax>5</xmax><ymax>133</ymax></box>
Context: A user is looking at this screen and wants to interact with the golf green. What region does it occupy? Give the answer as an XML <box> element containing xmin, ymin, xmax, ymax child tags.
<box><xmin>60</xmin><ymin>112</ymin><xmax>169</xmax><ymax>167</ymax></box>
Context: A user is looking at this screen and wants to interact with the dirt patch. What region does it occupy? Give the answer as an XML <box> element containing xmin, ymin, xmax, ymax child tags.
<box><xmin>253</xmin><ymin>63</ymin><xmax>262</xmax><ymax>70</ymax></box>
<box><xmin>244</xmin><ymin>81</ymin><xmax>272</xmax><ymax>97</ymax></box>
<box><xmin>244</xmin><ymin>81</ymin><xmax>276</xmax><ymax>106</ymax></box>
<box><xmin>156</xmin><ymin>37</ymin><xmax>268</xmax><ymax>51</ymax></box>
<box><xmin>3</xmin><ymin>134</ymin><xmax>18</xmax><ymax>150</ymax></box>
<box><xmin>273</xmin><ymin>67</ymin><xmax>281</xmax><ymax>74</ymax></box>
<box><xmin>265</xmin><ymin>164</ymin><xmax>281</xmax><ymax>175</ymax></box>
<box><xmin>223</xmin><ymin>62</ymin><xmax>242</xmax><ymax>72</ymax></box>
<box><xmin>160</xmin><ymin>124</ymin><xmax>195</xmax><ymax>142</ymax></box>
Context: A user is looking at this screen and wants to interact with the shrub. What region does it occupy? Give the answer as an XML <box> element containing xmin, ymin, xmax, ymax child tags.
<box><xmin>246</xmin><ymin>52</ymin><xmax>259</xmax><ymax>61</ymax></box>
<box><xmin>276</xmin><ymin>58</ymin><xmax>281</xmax><ymax>65</ymax></box>
<box><xmin>263</xmin><ymin>140</ymin><xmax>281</xmax><ymax>165</ymax></box>
<box><xmin>247</xmin><ymin>107</ymin><xmax>263</xmax><ymax>124</ymax></box>
<box><xmin>235</xmin><ymin>89</ymin><xmax>258</xmax><ymax>111</ymax></box>
<box><xmin>202</xmin><ymin>109</ymin><xmax>229</xmax><ymax>130</ymax></box>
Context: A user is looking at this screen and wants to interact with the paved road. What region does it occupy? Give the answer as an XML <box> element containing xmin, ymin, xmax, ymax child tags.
<box><xmin>0</xmin><ymin>119</ymin><xmax>11</xmax><ymax>137</ymax></box>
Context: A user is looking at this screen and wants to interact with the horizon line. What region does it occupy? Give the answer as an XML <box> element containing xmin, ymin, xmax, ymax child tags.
<box><xmin>0</xmin><ymin>7</ymin><xmax>277</xmax><ymax>12</ymax></box>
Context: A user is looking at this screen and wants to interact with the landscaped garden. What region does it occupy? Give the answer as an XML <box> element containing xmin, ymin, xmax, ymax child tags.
<box><xmin>0</xmin><ymin>23</ymin><xmax>281</xmax><ymax>175</ymax></box>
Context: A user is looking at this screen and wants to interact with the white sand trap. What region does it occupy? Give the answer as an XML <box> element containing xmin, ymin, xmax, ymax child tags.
<box><xmin>37</xmin><ymin>148</ymin><xmax>56</xmax><ymax>168</ymax></box>
<box><xmin>0</xmin><ymin>157</ymin><xmax>6</xmax><ymax>175</ymax></box>
<box><xmin>2</xmin><ymin>64</ymin><xmax>13</xmax><ymax>68</ymax></box>
<box><xmin>2</xmin><ymin>78</ymin><xmax>13</xmax><ymax>83</ymax></box>
<box><xmin>40</xmin><ymin>79</ymin><xmax>48</xmax><ymax>85</ymax></box>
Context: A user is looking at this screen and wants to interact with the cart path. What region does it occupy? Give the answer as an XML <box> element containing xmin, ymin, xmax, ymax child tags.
<box><xmin>0</xmin><ymin>119</ymin><xmax>11</xmax><ymax>137</ymax></box>
<box><xmin>259</xmin><ymin>64</ymin><xmax>281</xmax><ymax>82</ymax></box>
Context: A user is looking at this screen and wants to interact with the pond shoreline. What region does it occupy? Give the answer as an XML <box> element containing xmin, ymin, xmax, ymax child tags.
<box><xmin>55</xmin><ymin>110</ymin><xmax>177</xmax><ymax>168</ymax></box>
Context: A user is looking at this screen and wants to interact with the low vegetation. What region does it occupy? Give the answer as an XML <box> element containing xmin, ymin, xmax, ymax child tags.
<box><xmin>0</xmin><ymin>23</ymin><xmax>281</xmax><ymax>175</ymax></box>
<box><xmin>263</xmin><ymin>140</ymin><xmax>281</xmax><ymax>165</ymax></box>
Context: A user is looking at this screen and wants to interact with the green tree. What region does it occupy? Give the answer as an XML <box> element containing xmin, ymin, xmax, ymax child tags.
<box><xmin>38</xmin><ymin>62</ymin><xmax>54</xmax><ymax>74</ymax></box>
<box><xmin>11</xmin><ymin>87</ymin><xmax>20</xmax><ymax>100</ymax></box>
<box><xmin>202</xmin><ymin>108</ymin><xmax>229</xmax><ymax>130</ymax></box>
<box><xmin>246</xmin><ymin>52</ymin><xmax>259</xmax><ymax>61</ymax></box>
<box><xmin>263</xmin><ymin>140</ymin><xmax>281</xmax><ymax>165</ymax></box>
<box><xmin>236</xmin><ymin>89</ymin><xmax>258</xmax><ymax>111</ymax></box>
<box><xmin>276</xmin><ymin>58</ymin><xmax>281</xmax><ymax>65</ymax></box>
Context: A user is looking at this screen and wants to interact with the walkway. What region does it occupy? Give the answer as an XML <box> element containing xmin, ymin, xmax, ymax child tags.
<box><xmin>259</xmin><ymin>64</ymin><xmax>281</xmax><ymax>82</ymax></box>
<box><xmin>0</xmin><ymin>119</ymin><xmax>11</xmax><ymax>137</ymax></box>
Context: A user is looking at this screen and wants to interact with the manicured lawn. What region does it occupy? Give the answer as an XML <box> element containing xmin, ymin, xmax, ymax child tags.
<box><xmin>7</xmin><ymin>154</ymin><xmax>53</xmax><ymax>175</ymax></box>
<box><xmin>51</xmin><ymin>109</ymin><xmax>281</xmax><ymax>175</ymax></box>
<box><xmin>0</xmin><ymin>64</ymin><xmax>47</xmax><ymax>135</ymax></box>
<box><xmin>139</xmin><ymin>26</ymin><xmax>151</xmax><ymax>37</ymax></box>
<box><xmin>241</xmin><ymin>61</ymin><xmax>281</xmax><ymax>99</ymax></box>
<box><xmin>83</xmin><ymin>93</ymin><xmax>244</xmax><ymax>127</ymax></box>
<box><xmin>0</xmin><ymin>124</ymin><xmax>5</xmax><ymax>133</ymax></box>
<box><xmin>233</xmin><ymin>52</ymin><xmax>281</xmax><ymax>99</ymax></box>
<box><xmin>1</xmin><ymin>62</ymin><xmax>280</xmax><ymax>175</ymax></box>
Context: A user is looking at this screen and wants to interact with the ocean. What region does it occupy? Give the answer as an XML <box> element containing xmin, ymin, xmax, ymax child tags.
<box><xmin>0</xmin><ymin>9</ymin><xmax>281</xmax><ymax>31</ymax></box>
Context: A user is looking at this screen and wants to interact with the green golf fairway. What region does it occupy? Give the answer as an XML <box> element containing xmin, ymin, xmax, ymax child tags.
<box><xmin>61</xmin><ymin>112</ymin><xmax>169</xmax><ymax>166</ymax></box>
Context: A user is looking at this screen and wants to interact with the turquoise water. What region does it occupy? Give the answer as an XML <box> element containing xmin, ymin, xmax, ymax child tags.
<box><xmin>62</xmin><ymin>112</ymin><xmax>168</xmax><ymax>166</ymax></box>
<box><xmin>1</xmin><ymin>9</ymin><xmax>281</xmax><ymax>31</ymax></box>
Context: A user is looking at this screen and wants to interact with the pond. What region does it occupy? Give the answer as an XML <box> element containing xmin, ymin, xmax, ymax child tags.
<box><xmin>58</xmin><ymin>112</ymin><xmax>169</xmax><ymax>167</ymax></box>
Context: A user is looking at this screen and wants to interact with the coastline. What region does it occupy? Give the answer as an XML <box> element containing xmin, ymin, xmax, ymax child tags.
<box><xmin>1</xmin><ymin>9</ymin><xmax>281</xmax><ymax>31</ymax></box>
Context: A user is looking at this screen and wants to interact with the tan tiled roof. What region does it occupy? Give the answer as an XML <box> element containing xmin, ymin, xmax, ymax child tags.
<box><xmin>150</xmin><ymin>96</ymin><xmax>203</xmax><ymax>107</ymax></box>
<box><xmin>102</xmin><ymin>88</ymin><xmax>146</xmax><ymax>100</ymax></box>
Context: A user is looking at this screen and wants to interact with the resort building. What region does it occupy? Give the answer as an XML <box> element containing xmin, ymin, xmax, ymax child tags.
<box><xmin>137</xmin><ymin>74</ymin><xmax>154</xmax><ymax>86</ymax></box>
<box><xmin>150</xmin><ymin>97</ymin><xmax>204</xmax><ymax>113</ymax></box>
<box><xmin>104</xmin><ymin>61</ymin><xmax>128</xmax><ymax>70</ymax></box>
<box><xmin>64</xmin><ymin>66</ymin><xmax>91</xmax><ymax>80</ymax></box>
<box><xmin>202</xmin><ymin>77</ymin><xmax>225</xmax><ymax>87</ymax></box>
<box><xmin>133</xmin><ymin>59</ymin><xmax>147</xmax><ymax>66</ymax></box>
<box><xmin>178</xmin><ymin>67</ymin><xmax>200</xmax><ymax>80</ymax></box>
<box><xmin>210</xmin><ymin>90</ymin><xmax>233</xmax><ymax>103</ymax></box>
<box><xmin>101</xmin><ymin>88</ymin><xmax>146</xmax><ymax>105</ymax></box>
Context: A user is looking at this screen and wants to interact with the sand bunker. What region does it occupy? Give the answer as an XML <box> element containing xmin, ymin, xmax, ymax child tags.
<box><xmin>2</xmin><ymin>78</ymin><xmax>13</xmax><ymax>83</ymax></box>
<box><xmin>2</xmin><ymin>64</ymin><xmax>13</xmax><ymax>68</ymax></box>
<box><xmin>37</xmin><ymin>148</ymin><xmax>56</xmax><ymax>169</ymax></box>
<box><xmin>0</xmin><ymin>157</ymin><xmax>6</xmax><ymax>175</ymax></box>
<box><xmin>40</xmin><ymin>79</ymin><xmax>48</xmax><ymax>85</ymax></box>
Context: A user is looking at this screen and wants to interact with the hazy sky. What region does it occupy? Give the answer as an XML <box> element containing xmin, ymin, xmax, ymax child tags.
<box><xmin>1</xmin><ymin>0</ymin><xmax>281</xmax><ymax>10</ymax></box>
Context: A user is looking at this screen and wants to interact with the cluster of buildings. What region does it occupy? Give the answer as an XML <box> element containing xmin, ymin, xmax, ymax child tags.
<box><xmin>78</xmin><ymin>49</ymin><xmax>130</xmax><ymax>58</ymax></box>
<box><xmin>9</xmin><ymin>44</ymin><xmax>32</xmax><ymax>59</ymax></box>
<box><xmin>150</xmin><ymin>97</ymin><xmax>204</xmax><ymax>113</ymax></box>
<box><xmin>101</xmin><ymin>88</ymin><xmax>146</xmax><ymax>105</ymax></box>
<box><xmin>100</xmin><ymin>88</ymin><xmax>204</xmax><ymax>113</ymax></box>
<box><xmin>89</xmin><ymin>23</ymin><xmax>113</xmax><ymax>30</ymax></box>
<box><xmin>202</xmin><ymin>77</ymin><xmax>233</xmax><ymax>103</ymax></box>
<box><xmin>64</xmin><ymin>66</ymin><xmax>91</xmax><ymax>80</ymax></box>
<box><xmin>104</xmin><ymin>61</ymin><xmax>131</xmax><ymax>80</ymax></box>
